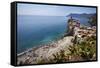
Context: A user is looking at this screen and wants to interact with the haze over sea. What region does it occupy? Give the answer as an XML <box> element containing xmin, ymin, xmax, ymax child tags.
<box><xmin>17</xmin><ymin>15</ymin><xmax>89</xmax><ymax>54</ymax></box>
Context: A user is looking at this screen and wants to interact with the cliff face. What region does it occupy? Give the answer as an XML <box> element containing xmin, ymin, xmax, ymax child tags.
<box><xmin>64</xmin><ymin>18</ymin><xmax>77</xmax><ymax>36</ymax></box>
<box><xmin>88</xmin><ymin>14</ymin><xmax>96</xmax><ymax>26</ymax></box>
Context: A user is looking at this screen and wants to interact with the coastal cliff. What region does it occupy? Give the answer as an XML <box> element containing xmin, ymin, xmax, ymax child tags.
<box><xmin>17</xmin><ymin>17</ymin><xmax>96</xmax><ymax>65</ymax></box>
<box><xmin>64</xmin><ymin>17</ymin><xmax>79</xmax><ymax>36</ymax></box>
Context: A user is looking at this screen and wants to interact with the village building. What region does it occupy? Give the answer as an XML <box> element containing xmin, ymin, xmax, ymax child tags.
<box><xmin>67</xmin><ymin>16</ymin><xmax>96</xmax><ymax>44</ymax></box>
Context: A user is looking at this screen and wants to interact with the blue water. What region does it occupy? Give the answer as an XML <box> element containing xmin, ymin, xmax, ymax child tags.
<box><xmin>17</xmin><ymin>15</ymin><xmax>89</xmax><ymax>53</ymax></box>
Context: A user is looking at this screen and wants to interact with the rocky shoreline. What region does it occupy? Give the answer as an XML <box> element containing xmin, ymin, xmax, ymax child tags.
<box><xmin>17</xmin><ymin>17</ymin><xmax>96</xmax><ymax>65</ymax></box>
<box><xmin>17</xmin><ymin>36</ymin><xmax>74</xmax><ymax>65</ymax></box>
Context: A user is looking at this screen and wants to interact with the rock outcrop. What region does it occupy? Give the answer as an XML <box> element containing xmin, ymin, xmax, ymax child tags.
<box><xmin>64</xmin><ymin>17</ymin><xmax>79</xmax><ymax>36</ymax></box>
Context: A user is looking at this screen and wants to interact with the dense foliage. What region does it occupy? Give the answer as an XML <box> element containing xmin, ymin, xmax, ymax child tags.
<box><xmin>88</xmin><ymin>14</ymin><xmax>96</xmax><ymax>26</ymax></box>
<box><xmin>51</xmin><ymin>36</ymin><xmax>96</xmax><ymax>63</ymax></box>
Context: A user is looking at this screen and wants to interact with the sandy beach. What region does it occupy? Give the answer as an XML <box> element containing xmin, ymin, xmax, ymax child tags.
<box><xmin>17</xmin><ymin>36</ymin><xmax>74</xmax><ymax>64</ymax></box>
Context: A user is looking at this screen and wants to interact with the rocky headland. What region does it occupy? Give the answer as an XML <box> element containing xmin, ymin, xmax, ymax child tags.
<box><xmin>17</xmin><ymin>16</ymin><xmax>96</xmax><ymax>65</ymax></box>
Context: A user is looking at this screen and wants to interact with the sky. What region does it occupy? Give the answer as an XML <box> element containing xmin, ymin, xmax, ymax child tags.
<box><xmin>17</xmin><ymin>3</ymin><xmax>96</xmax><ymax>16</ymax></box>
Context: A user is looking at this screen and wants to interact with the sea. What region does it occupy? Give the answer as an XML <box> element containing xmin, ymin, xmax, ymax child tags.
<box><xmin>17</xmin><ymin>15</ymin><xmax>90</xmax><ymax>54</ymax></box>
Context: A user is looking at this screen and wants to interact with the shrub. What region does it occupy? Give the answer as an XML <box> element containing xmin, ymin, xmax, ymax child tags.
<box><xmin>68</xmin><ymin>36</ymin><xmax>96</xmax><ymax>61</ymax></box>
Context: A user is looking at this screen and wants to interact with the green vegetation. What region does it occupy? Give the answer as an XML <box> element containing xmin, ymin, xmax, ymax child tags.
<box><xmin>50</xmin><ymin>50</ymin><xmax>68</xmax><ymax>63</ymax></box>
<box><xmin>36</xmin><ymin>50</ymin><xmax>68</xmax><ymax>64</ymax></box>
<box><xmin>68</xmin><ymin>36</ymin><xmax>96</xmax><ymax>61</ymax></box>
<box><xmin>50</xmin><ymin>36</ymin><xmax>96</xmax><ymax>63</ymax></box>
<box><xmin>88</xmin><ymin>15</ymin><xmax>96</xmax><ymax>26</ymax></box>
<box><xmin>36</xmin><ymin>35</ymin><xmax>96</xmax><ymax>64</ymax></box>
